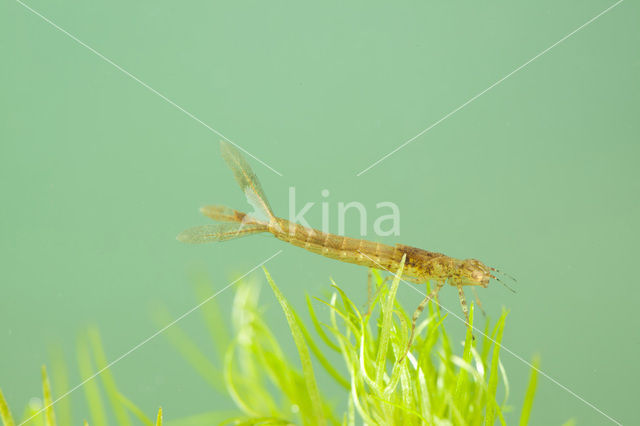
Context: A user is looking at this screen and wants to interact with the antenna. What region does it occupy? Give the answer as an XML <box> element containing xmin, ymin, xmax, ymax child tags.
<box><xmin>489</xmin><ymin>266</ymin><xmax>517</xmax><ymax>293</ymax></box>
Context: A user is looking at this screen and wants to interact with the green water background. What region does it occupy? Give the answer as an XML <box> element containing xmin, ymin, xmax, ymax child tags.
<box><xmin>2</xmin><ymin>1</ymin><xmax>638</xmax><ymax>424</ymax></box>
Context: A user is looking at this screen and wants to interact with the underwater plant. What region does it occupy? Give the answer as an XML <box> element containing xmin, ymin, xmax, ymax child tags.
<box><xmin>0</xmin><ymin>264</ymin><xmax>541</xmax><ymax>425</ymax></box>
<box><xmin>181</xmin><ymin>265</ymin><xmax>540</xmax><ymax>425</ymax></box>
<box><xmin>0</xmin><ymin>335</ymin><xmax>164</xmax><ymax>426</ymax></box>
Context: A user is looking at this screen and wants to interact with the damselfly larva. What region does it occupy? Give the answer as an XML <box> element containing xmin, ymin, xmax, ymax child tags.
<box><xmin>178</xmin><ymin>142</ymin><xmax>514</xmax><ymax>348</ymax></box>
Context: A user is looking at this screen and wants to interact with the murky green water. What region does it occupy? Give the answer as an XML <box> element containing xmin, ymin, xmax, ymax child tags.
<box><xmin>2</xmin><ymin>1</ymin><xmax>638</xmax><ymax>424</ymax></box>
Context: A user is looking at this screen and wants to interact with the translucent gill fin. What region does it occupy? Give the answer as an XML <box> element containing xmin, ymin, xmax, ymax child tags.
<box><xmin>220</xmin><ymin>141</ymin><xmax>276</xmax><ymax>223</ymax></box>
<box><xmin>177</xmin><ymin>223</ymin><xmax>266</xmax><ymax>244</ymax></box>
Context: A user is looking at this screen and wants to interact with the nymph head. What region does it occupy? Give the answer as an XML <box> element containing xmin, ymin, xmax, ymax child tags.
<box><xmin>459</xmin><ymin>259</ymin><xmax>492</xmax><ymax>287</ymax></box>
<box><xmin>458</xmin><ymin>259</ymin><xmax>516</xmax><ymax>292</ymax></box>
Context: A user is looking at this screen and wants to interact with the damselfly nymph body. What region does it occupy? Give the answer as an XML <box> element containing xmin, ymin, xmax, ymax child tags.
<box><xmin>178</xmin><ymin>142</ymin><xmax>514</xmax><ymax>351</ymax></box>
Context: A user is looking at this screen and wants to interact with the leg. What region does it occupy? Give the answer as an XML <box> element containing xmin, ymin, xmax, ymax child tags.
<box><xmin>471</xmin><ymin>287</ymin><xmax>486</xmax><ymax>318</ymax></box>
<box><xmin>458</xmin><ymin>286</ymin><xmax>476</xmax><ymax>340</ymax></box>
<box><xmin>400</xmin><ymin>281</ymin><xmax>444</xmax><ymax>362</ymax></box>
<box><xmin>457</xmin><ymin>285</ymin><xmax>469</xmax><ymax>326</ymax></box>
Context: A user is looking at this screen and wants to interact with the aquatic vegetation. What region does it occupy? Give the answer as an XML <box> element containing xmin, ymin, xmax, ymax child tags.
<box><xmin>156</xmin><ymin>264</ymin><xmax>541</xmax><ymax>425</ymax></box>
<box><xmin>0</xmin><ymin>266</ymin><xmax>540</xmax><ymax>425</ymax></box>
<box><xmin>0</xmin><ymin>335</ymin><xmax>164</xmax><ymax>426</ymax></box>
